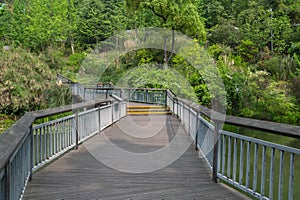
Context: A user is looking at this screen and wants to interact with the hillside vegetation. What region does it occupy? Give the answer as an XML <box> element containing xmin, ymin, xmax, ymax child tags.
<box><xmin>0</xmin><ymin>0</ymin><xmax>299</xmax><ymax>125</ymax></box>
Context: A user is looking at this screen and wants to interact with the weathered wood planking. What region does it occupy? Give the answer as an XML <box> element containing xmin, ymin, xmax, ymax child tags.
<box><xmin>24</xmin><ymin>115</ymin><xmax>250</xmax><ymax>200</ymax></box>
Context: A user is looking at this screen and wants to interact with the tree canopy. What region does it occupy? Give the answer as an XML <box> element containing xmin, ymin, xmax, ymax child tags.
<box><xmin>0</xmin><ymin>0</ymin><xmax>299</xmax><ymax>125</ymax></box>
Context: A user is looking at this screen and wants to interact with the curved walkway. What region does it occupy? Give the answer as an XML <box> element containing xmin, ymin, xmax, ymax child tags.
<box><xmin>24</xmin><ymin>115</ymin><xmax>249</xmax><ymax>200</ymax></box>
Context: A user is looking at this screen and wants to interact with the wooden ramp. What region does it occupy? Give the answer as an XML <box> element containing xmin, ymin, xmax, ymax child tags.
<box><xmin>24</xmin><ymin>115</ymin><xmax>249</xmax><ymax>200</ymax></box>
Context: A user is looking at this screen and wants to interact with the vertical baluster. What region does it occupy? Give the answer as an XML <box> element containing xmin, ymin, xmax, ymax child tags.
<box><xmin>239</xmin><ymin>140</ymin><xmax>244</xmax><ymax>185</ymax></box>
<box><xmin>222</xmin><ymin>135</ymin><xmax>226</xmax><ymax>175</ymax></box>
<box><xmin>75</xmin><ymin>111</ymin><xmax>79</xmax><ymax>149</ymax></box>
<box><xmin>227</xmin><ymin>136</ymin><xmax>231</xmax><ymax>178</ymax></box>
<box><xmin>278</xmin><ymin>150</ymin><xmax>284</xmax><ymax>200</ymax></box>
<box><xmin>59</xmin><ymin>121</ymin><xmax>62</xmax><ymax>151</ymax></box>
<box><xmin>233</xmin><ymin>138</ymin><xmax>237</xmax><ymax>182</ymax></box>
<box><xmin>70</xmin><ymin>118</ymin><xmax>73</xmax><ymax>145</ymax></box>
<box><xmin>212</xmin><ymin>121</ymin><xmax>221</xmax><ymax>182</ymax></box>
<box><xmin>217</xmin><ymin>132</ymin><xmax>221</xmax><ymax>173</ymax></box>
<box><xmin>35</xmin><ymin>128</ymin><xmax>38</xmax><ymax>167</ymax></box>
<box><xmin>188</xmin><ymin>105</ymin><xmax>191</xmax><ymax>135</ymax></box>
<box><xmin>10</xmin><ymin>158</ymin><xmax>14</xmax><ymax>199</ymax></box>
<box><xmin>269</xmin><ymin>148</ymin><xmax>275</xmax><ymax>199</ymax></box>
<box><xmin>46</xmin><ymin>125</ymin><xmax>49</xmax><ymax>159</ymax></box>
<box><xmin>62</xmin><ymin>120</ymin><xmax>65</xmax><ymax>149</ymax></box>
<box><xmin>57</xmin><ymin>122</ymin><xmax>60</xmax><ymax>152</ymax></box>
<box><xmin>253</xmin><ymin>143</ymin><xmax>258</xmax><ymax>192</ymax></box>
<box><xmin>60</xmin><ymin>121</ymin><xmax>63</xmax><ymax>151</ymax></box>
<box><xmin>69</xmin><ymin>118</ymin><xmax>71</xmax><ymax>146</ymax></box>
<box><xmin>66</xmin><ymin>119</ymin><xmax>70</xmax><ymax>147</ymax></box>
<box><xmin>288</xmin><ymin>153</ymin><xmax>295</xmax><ymax>200</ymax></box>
<box><xmin>60</xmin><ymin>121</ymin><xmax>62</xmax><ymax>150</ymax></box>
<box><xmin>54</xmin><ymin>123</ymin><xmax>57</xmax><ymax>154</ymax></box>
<box><xmin>15</xmin><ymin>152</ymin><xmax>18</xmax><ymax>198</ymax></box>
<box><xmin>39</xmin><ymin>127</ymin><xmax>42</xmax><ymax>165</ymax></box>
<box><xmin>261</xmin><ymin>145</ymin><xmax>266</xmax><ymax>199</ymax></box>
<box><xmin>20</xmin><ymin>145</ymin><xmax>23</xmax><ymax>194</ymax></box>
<box><xmin>65</xmin><ymin>119</ymin><xmax>68</xmax><ymax>147</ymax></box>
<box><xmin>44</xmin><ymin>126</ymin><xmax>47</xmax><ymax>161</ymax></box>
<box><xmin>48</xmin><ymin>124</ymin><xmax>51</xmax><ymax>158</ymax></box>
<box><xmin>29</xmin><ymin>127</ymin><xmax>33</xmax><ymax>180</ymax></box>
<box><xmin>58</xmin><ymin>121</ymin><xmax>61</xmax><ymax>151</ymax></box>
<box><xmin>99</xmin><ymin>106</ymin><xmax>102</xmax><ymax>132</ymax></box>
<box><xmin>246</xmin><ymin>141</ymin><xmax>251</xmax><ymax>188</ymax></box>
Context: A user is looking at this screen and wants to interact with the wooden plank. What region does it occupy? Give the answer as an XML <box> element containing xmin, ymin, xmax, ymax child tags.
<box><xmin>24</xmin><ymin>115</ymin><xmax>250</xmax><ymax>200</ymax></box>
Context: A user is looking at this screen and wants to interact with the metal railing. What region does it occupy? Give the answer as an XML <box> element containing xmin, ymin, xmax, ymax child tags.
<box><xmin>57</xmin><ymin>74</ymin><xmax>166</xmax><ymax>104</ymax></box>
<box><xmin>1</xmin><ymin>83</ymin><xmax>300</xmax><ymax>200</ymax></box>
<box><xmin>0</xmin><ymin>100</ymin><xmax>126</xmax><ymax>200</ymax></box>
<box><xmin>166</xmin><ymin>90</ymin><xmax>300</xmax><ymax>200</ymax></box>
<box><xmin>70</xmin><ymin>82</ymin><xmax>123</xmax><ymax>101</ymax></box>
<box><xmin>218</xmin><ymin>130</ymin><xmax>300</xmax><ymax>200</ymax></box>
<box><xmin>122</xmin><ymin>88</ymin><xmax>167</xmax><ymax>105</ymax></box>
<box><xmin>66</xmin><ymin>79</ymin><xmax>166</xmax><ymax>105</ymax></box>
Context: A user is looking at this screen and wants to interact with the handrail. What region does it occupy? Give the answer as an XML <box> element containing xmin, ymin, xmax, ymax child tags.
<box><xmin>0</xmin><ymin>99</ymin><xmax>111</xmax><ymax>172</ymax></box>
<box><xmin>0</xmin><ymin>113</ymin><xmax>35</xmax><ymax>173</ymax></box>
<box><xmin>166</xmin><ymin>89</ymin><xmax>300</xmax><ymax>200</ymax></box>
<box><xmin>0</xmin><ymin>99</ymin><xmax>123</xmax><ymax>200</ymax></box>
<box><xmin>4</xmin><ymin>76</ymin><xmax>299</xmax><ymax>199</ymax></box>
<box><xmin>167</xmin><ymin>90</ymin><xmax>300</xmax><ymax>139</ymax></box>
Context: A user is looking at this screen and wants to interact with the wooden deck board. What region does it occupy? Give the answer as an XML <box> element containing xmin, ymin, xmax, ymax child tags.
<box><xmin>24</xmin><ymin>115</ymin><xmax>249</xmax><ymax>200</ymax></box>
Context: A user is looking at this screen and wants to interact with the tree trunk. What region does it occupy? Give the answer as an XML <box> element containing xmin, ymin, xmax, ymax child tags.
<box><xmin>163</xmin><ymin>35</ymin><xmax>168</xmax><ymax>69</ymax></box>
<box><xmin>70</xmin><ymin>38</ymin><xmax>75</xmax><ymax>55</ymax></box>
<box><xmin>163</xmin><ymin>29</ymin><xmax>175</xmax><ymax>70</ymax></box>
<box><xmin>167</xmin><ymin>28</ymin><xmax>175</xmax><ymax>63</ymax></box>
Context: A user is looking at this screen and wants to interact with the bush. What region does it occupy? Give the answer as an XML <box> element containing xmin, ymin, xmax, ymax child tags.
<box><xmin>0</xmin><ymin>46</ymin><xmax>70</xmax><ymax>115</ymax></box>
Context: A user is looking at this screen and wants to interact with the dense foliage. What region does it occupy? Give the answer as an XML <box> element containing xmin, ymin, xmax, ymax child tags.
<box><xmin>0</xmin><ymin>47</ymin><xmax>71</xmax><ymax>115</ymax></box>
<box><xmin>0</xmin><ymin>0</ymin><xmax>299</xmax><ymax>125</ymax></box>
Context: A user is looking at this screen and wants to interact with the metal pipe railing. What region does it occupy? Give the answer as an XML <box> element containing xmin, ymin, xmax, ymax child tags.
<box><xmin>0</xmin><ymin>99</ymin><xmax>126</xmax><ymax>200</ymax></box>
<box><xmin>165</xmin><ymin>90</ymin><xmax>300</xmax><ymax>200</ymax></box>
<box><xmin>1</xmin><ymin>84</ymin><xmax>300</xmax><ymax>200</ymax></box>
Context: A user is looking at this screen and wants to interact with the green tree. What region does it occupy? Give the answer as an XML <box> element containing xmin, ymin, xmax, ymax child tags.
<box><xmin>237</xmin><ymin>2</ymin><xmax>292</xmax><ymax>53</ymax></box>
<box><xmin>132</xmin><ymin>0</ymin><xmax>206</xmax><ymax>68</ymax></box>
<box><xmin>77</xmin><ymin>0</ymin><xmax>127</xmax><ymax>48</ymax></box>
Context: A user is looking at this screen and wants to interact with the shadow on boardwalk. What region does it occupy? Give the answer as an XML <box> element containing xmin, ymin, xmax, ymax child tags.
<box><xmin>24</xmin><ymin>115</ymin><xmax>249</xmax><ymax>200</ymax></box>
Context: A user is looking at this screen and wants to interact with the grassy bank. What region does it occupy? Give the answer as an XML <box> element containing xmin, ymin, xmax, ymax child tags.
<box><xmin>0</xmin><ymin>114</ymin><xmax>16</xmax><ymax>134</ymax></box>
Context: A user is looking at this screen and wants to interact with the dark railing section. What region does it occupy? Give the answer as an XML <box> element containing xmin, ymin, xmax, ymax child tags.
<box><xmin>70</xmin><ymin>82</ymin><xmax>123</xmax><ymax>101</ymax></box>
<box><xmin>58</xmin><ymin>74</ymin><xmax>166</xmax><ymax>105</ymax></box>
<box><xmin>0</xmin><ymin>99</ymin><xmax>126</xmax><ymax>200</ymax></box>
<box><xmin>122</xmin><ymin>88</ymin><xmax>167</xmax><ymax>105</ymax></box>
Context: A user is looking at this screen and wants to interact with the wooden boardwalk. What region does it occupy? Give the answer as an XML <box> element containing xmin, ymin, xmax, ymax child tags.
<box><xmin>24</xmin><ymin>114</ymin><xmax>249</xmax><ymax>200</ymax></box>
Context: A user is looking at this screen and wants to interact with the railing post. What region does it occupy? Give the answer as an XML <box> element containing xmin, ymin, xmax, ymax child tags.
<box><xmin>212</xmin><ymin>120</ymin><xmax>221</xmax><ymax>183</ymax></box>
<box><xmin>188</xmin><ymin>105</ymin><xmax>191</xmax><ymax>135</ymax></box>
<box><xmin>98</xmin><ymin>106</ymin><xmax>101</xmax><ymax>133</ymax></box>
<box><xmin>111</xmin><ymin>102</ymin><xmax>114</xmax><ymax>124</ymax></box>
<box><xmin>83</xmin><ymin>88</ymin><xmax>86</xmax><ymax>101</ymax></box>
<box><xmin>145</xmin><ymin>90</ymin><xmax>148</xmax><ymax>103</ymax></box>
<box><xmin>76</xmin><ymin>83</ymin><xmax>79</xmax><ymax>96</ymax></box>
<box><xmin>195</xmin><ymin>112</ymin><xmax>199</xmax><ymax>151</ymax></box>
<box><xmin>165</xmin><ymin>90</ymin><xmax>168</xmax><ymax>106</ymax></box>
<box><xmin>75</xmin><ymin>111</ymin><xmax>79</xmax><ymax>150</ymax></box>
<box><xmin>5</xmin><ymin>161</ymin><xmax>10</xmax><ymax>200</ymax></box>
<box><xmin>29</xmin><ymin>126</ymin><xmax>33</xmax><ymax>181</ymax></box>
